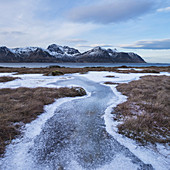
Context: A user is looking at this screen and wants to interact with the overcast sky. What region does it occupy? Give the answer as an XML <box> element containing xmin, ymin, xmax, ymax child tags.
<box><xmin>0</xmin><ymin>0</ymin><xmax>170</xmax><ymax>63</ymax></box>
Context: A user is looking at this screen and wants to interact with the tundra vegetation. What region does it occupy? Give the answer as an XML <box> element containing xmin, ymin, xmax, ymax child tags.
<box><xmin>0</xmin><ymin>66</ymin><xmax>169</xmax><ymax>75</ymax></box>
<box><xmin>113</xmin><ymin>75</ymin><xmax>170</xmax><ymax>144</ymax></box>
<box><xmin>0</xmin><ymin>76</ymin><xmax>19</xmax><ymax>82</ymax></box>
<box><xmin>0</xmin><ymin>87</ymin><xmax>86</xmax><ymax>156</ymax></box>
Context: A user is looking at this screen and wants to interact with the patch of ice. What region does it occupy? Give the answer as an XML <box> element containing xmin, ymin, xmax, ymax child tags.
<box><xmin>0</xmin><ymin>73</ymin><xmax>74</xmax><ymax>89</ymax></box>
<box><xmin>117</xmin><ymin>68</ymin><xmax>143</xmax><ymax>71</ymax></box>
<box><xmin>98</xmin><ymin>153</ymin><xmax>139</xmax><ymax>170</ymax></box>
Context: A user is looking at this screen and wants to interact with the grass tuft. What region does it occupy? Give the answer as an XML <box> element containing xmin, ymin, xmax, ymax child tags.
<box><xmin>0</xmin><ymin>76</ymin><xmax>19</xmax><ymax>83</ymax></box>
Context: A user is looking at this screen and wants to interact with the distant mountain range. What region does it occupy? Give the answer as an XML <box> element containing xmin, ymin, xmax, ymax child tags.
<box><xmin>0</xmin><ymin>44</ymin><xmax>146</xmax><ymax>63</ymax></box>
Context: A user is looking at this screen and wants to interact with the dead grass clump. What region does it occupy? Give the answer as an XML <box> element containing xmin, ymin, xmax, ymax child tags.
<box><xmin>0</xmin><ymin>76</ymin><xmax>19</xmax><ymax>82</ymax></box>
<box><xmin>0</xmin><ymin>87</ymin><xmax>86</xmax><ymax>156</ymax></box>
<box><xmin>104</xmin><ymin>82</ymin><xmax>118</xmax><ymax>85</ymax></box>
<box><xmin>113</xmin><ymin>75</ymin><xmax>170</xmax><ymax>144</ymax></box>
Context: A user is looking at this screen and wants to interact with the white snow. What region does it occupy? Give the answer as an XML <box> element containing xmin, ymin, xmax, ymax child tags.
<box><xmin>0</xmin><ymin>71</ymin><xmax>170</xmax><ymax>170</ymax></box>
<box><xmin>117</xmin><ymin>68</ymin><xmax>143</xmax><ymax>71</ymax></box>
<box><xmin>0</xmin><ymin>73</ymin><xmax>74</xmax><ymax>89</ymax></box>
<box><xmin>11</xmin><ymin>47</ymin><xmax>39</xmax><ymax>54</ymax></box>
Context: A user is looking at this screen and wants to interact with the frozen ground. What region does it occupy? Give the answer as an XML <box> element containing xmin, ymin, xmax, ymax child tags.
<box><xmin>0</xmin><ymin>71</ymin><xmax>169</xmax><ymax>170</ymax></box>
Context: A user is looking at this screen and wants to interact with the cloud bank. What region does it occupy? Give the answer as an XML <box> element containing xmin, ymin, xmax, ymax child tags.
<box><xmin>120</xmin><ymin>39</ymin><xmax>170</xmax><ymax>50</ymax></box>
<box><xmin>68</xmin><ymin>0</ymin><xmax>155</xmax><ymax>24</ymax></box>
<box><xmin>77</xmin><ymin>44</ymin><xmax>113</xmax><ymax>48</ymax></box>
<box><xmin>157</xmin><ymin>6</ymin><xmax>170</xmax><ymax>12</ymax></box>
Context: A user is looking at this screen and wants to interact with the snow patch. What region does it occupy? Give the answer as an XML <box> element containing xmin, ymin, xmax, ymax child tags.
<box><xmin>0</xmin><ymin>73</ymin><xmax>74</xmax><ymax>89</ymax></box>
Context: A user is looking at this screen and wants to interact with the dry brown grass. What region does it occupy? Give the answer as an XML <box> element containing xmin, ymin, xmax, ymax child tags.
<box><xmin>113</xmin><ymin>75</ymin><xmax>170</xmax><ymax>144</ymax></box>
<box><xmin>104</xmin><ymin>82</ymin><xmax>118</xmax><ymax>85</ymax></box>
<box><xmin>0</xmin><ymin>66</ymin><xmax>169</xmax><ymax>76</ymax></box>
<box><xmin>0</xmin><ymin>76</ymin><xmax>19</xmax><ymax>82</ymax></box>
<box><xmin>0</xmin><ymin>66</ymin><xmax>116</xmax><ymax>75</ymax></box>
<box><xmin>0</xmin><ymin>87</ymin><xmax>86</xmax><ymax>156</ymax></box>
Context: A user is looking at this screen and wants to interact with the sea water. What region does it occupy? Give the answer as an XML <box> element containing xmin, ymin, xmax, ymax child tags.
<box><xmin>0</xmin><ymin>62</ymin><xmax>170</xmax><ymax>68</ymax></box>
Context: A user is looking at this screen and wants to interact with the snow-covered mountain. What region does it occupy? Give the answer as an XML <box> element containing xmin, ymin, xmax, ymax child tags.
<box><xmin>47</xmin><ymin>44</ymin><xmax>80</xmax><ymax>56</ymax></box>
<box><xmin>0</xmin><ymin>44</ymin><xmax>146</xmax><ymax>63</ymax></box>
<box><xmin>76</xmin><ymin>46</ymin><xmax>145</xmax><ymax>63</ymax></box>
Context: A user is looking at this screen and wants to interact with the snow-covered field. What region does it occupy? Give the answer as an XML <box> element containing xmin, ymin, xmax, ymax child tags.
<box><xmin>0</xmin><ymin>70</ymin><xmax>170</xmax><ymax>170</ymax></box>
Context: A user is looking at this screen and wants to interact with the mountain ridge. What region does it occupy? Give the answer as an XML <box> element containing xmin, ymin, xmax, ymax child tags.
<box><xmin>0</xmin><ymin>44</ymin><xmax>146</xmax><ymax>63</ymax></box>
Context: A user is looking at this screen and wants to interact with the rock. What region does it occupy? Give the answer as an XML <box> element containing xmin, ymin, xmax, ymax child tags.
<box><xmin>0</xmin><ymin>46</ymin><xmax>16</xmax><ymax>62</ymax></box>
<box><xmin>74</xmin><ymin>87</ymin><xmax>87</xmax><ymax>96</ymax></box>
<box><xmin>50</xmin><ymin>70</ymin><xmax>64</xmax><ymax>76</ymax></box>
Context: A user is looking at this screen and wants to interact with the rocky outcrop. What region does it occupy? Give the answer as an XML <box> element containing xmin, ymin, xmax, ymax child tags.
<box><xmin>0</xmin><ymin>44</ymin><xmax>146</xmax><ymax>63</ymax></box>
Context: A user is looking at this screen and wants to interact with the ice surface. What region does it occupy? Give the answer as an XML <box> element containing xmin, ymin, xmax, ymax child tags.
<box><xmin>80</xmin><ymin>71</ymin><xmax>170</xmax><ymax>170</ymax></box>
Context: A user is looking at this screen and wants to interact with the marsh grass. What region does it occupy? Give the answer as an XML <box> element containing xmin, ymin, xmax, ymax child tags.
<box><xmin>113</xmin><ymin>75</ymin><xmax>170</xmax><ymax>144</ymax></box>
<box><xmin>0</xmin><ymin>87</ymin><xmax>86</xmax><ymax>156</ymax></box>
<box><xmin>104</xmin><ymin>82</ymin><xmax>118</xmax><ymax>85</ymax></box>
<box><xmin>0</xmin><ymin>66</ymin><xmax>169</xmax><ymax>75</ymax></box>
<box><xmin>0</xmin><ymin>76</ymin><xmax>19</xmax><ymax>82</ymax></box>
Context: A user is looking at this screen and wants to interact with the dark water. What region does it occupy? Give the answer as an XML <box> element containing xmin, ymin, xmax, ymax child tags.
<box><xmin>0</xmin><ymin>62</ymin><xmax>170</xmax><ymax>68</ymax></box>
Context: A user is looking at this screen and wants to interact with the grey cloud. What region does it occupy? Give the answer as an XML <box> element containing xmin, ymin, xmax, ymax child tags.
<box><xmin>77</xmin><ymin>44</ymin><xmax>113</xmax><ymax>48</ymax></box>
<box><xmin>66</xmin><ymin>39</ymin><xmax>88</xmax><ymax>43</ymax></box>
<box><xmin>68</xmin><ymin>0</ymin><xmax>155</xmax><ymax>24</ymax></box>
<box><xmin>0</xmin><ymin>31</ymin><xmax>26</xmax><ymax>35</ymax></box>
<box><xmin>120</xmin><ymin>39</ymin><xmax>170</xmax><ymax>49</ymax></box>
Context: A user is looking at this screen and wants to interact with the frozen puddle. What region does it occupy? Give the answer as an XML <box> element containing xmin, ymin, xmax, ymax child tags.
<box><xmin>0</xmin><ymin>71</ymin><xmax>169</xmax><ymax>170</ymax></box>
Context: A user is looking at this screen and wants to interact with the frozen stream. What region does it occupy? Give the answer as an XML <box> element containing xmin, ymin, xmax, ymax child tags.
<box><xmin>0</xmin><ymin>74</ymin><xmax>154</xmax><ymax>170</ymax></box>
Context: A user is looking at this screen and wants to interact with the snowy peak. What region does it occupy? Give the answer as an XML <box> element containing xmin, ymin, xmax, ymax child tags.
<box><xmin>47</xmin><ymin>44</ymin><xmax>80</xmax><ymax>56</ymax></box>
<box><xmin>85</xmin><ymin>46</ymin><xmax>118</xmax><ymax>56</ymax></box>
<box><xmin>81</xmin><ymin>46</ymin><xmax>108</xmax><ymax>56</ymax></box>
<box><xmin>47</xmin><ymin>44</ymin><xmax>64</xmax><ymax>54</ymax></box>
<box><xmin>11</xmin><ymin>47</ymin><xmax>39</xmax><ymax>55</ymax></box>
<box><xmin>62</xmin><ymin>46</ymin><xmax>80</xmax><ymax>55</ymax></box>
